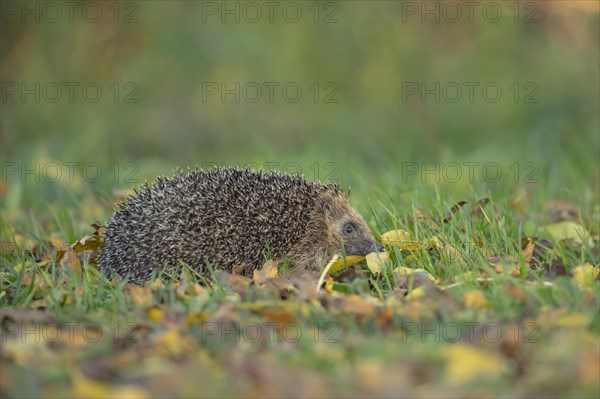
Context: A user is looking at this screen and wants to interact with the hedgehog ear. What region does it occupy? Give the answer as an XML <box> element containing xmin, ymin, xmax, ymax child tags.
<box><xmin>322</xmin><ymin>202</ymin><xmax>333</xmax><ymax>216</ymax></box>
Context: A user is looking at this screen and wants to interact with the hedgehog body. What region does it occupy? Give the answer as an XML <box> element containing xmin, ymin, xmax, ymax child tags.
<box><xmin>99</xmin><ymin>168</ymin><xmax>380</xmax><ymax>283</ymax></box>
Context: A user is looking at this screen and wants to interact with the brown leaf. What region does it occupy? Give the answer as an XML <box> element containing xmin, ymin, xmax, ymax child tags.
<box><xmin>341</xmin><ymin>295</ymin><xmax>378</xmax><ymax>317</ymax></box>
<box><xmin>253</xmin><ymin>260</ymin><xmax>279</xmax><ymax>286</ymax></box>
<box><xmin>126</xmin><ymin>284</ymin><xmax>154</xmax><ymax>307</ymax></box>
<box><xmin>20</xmin><ymin>271</ymin><xmax>50</xmax><ymax>291</ymax></box>
<box><xmin>56</xmin><ymin>225</ymin><xmax>105</xmax><ymax>265</ymax></box>
<box><xmin>232</xmin><ymin>264</ymin><xmax>246</xmax><ymax>275</ymax></box>
<box><xmin>214</xmin><ymin>270</ymin><xmax>252</xmax><ymax>293</ymax></box>
<box><xmin>442</xmin><ymin>201</ymin><xmax>467</xmax><ymax>223</ymax></box>
<box><xmin>258</xmin><ymin>308</ymin><xmax>297</xmax><ymax>325</ymax></box>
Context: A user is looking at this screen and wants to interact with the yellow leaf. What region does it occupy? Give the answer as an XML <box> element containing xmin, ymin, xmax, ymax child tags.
<box><xmin>442</xmin><ymin>344</ymin><xmax>507</xmax><ymax>384</ymax></box>
<box><xmin>71</xmin><ymin>368</ymin><xmax>149</xmax><ymax>399</ymax></box>
<box><xmin>156</xmin><ymin>329</ymin><xmax>186</xmax><ymax>356</ymax></box>
<box><xmin>536</xmin><ymin>308</ymin><xmax>588</xmax><ymax>328</ymax></box>
<box><xmin>186</xmin><ymin>312</ymin><xmax>209</xmax><ymax>325</ymax></box>
<box><xmin>365</xmin><ymin>251</ymin><xmax>390</xmax><ymax>274</ymax></box>
<box><xmin>428</xmin><ymin>235</ymin><xmax>444</xmax><ymax>250</ymax></box>
<box><xmin>322</xmin><ymin>275</ymin><xmax>335</xmax><ymax>293</ymax></box>
<box><xmin>554</xmin><ymin>314</ymin><xmax>588</xmax><ymax>328</ymax></box>
<box><xmin>14</xmin><ymin>260</ymin><xmax>50</xmax><ymax>272</ymax></box>
<box><xmin>379</xmin><ymin>229</ymin><xmax>422</xmax><ymax>251</ymax></box>
<box><xmin>147</xmin><ymin>306</ymin><xmax>163</xmax><ymax>322</ymax></box>
<box><xmin>394</xmin><ymin>267</ymin><xmax>436</xmax><ymax>283</ymax></box>
<box><xmin>405</xmin><ymin>286</ymin><xmax>426</xmax><ymax>300</ymax></box>
<box><xmin>572</xmin><ymin>264</ymin><xmax>599</xmax><ymax>289</ymax></box>
<box><xmin>544</xmin><ymin>221</ymin><xmax>593</xmax><ymax>247</ymax></box>
<box><xmin>14</xmin><ymin>235</ymin><xmax>36</xmax><ymax>251</ymax></box>
<box><xmin>323</xmin><ymin>254</ymin><xmax>364</xmax><ymax>274</ymax></box>
<box><xmin>464</xmin><ymin>290</ymin><xmax>489</xmax><ymax>309</ymax></box>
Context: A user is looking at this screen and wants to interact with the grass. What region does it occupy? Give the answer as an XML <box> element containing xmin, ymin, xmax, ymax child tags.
<box><xmin>1</xmin><ymin>168</ymin><xmax>598</xmax><ymax>398</ymax></box>
<box><xmin>2</xmin><ymin>2</ymin><xmax>598</xmax><ymax>396</ymax></box>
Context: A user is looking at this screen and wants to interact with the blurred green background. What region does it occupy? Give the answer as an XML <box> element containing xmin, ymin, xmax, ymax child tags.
<box><xmin>1</xmin><ymin>1</ymin><xmax>599</xmax><ymax>215</ymax></box>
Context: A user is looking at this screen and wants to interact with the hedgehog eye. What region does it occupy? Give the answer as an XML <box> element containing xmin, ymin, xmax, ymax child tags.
<box><xmin>342</xmin><ymin>223</ymin><xmax>354</xmax><ymax>235</ymax></box>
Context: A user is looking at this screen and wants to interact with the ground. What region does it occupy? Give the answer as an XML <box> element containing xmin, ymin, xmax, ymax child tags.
<box><xmin>1</xmin><ymin>178</ymin><xmax>598</xmax><ymax>398</ymax></box>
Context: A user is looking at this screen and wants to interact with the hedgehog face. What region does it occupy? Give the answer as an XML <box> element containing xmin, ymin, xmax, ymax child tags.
<box><xmin>323</xmin><ymin>194</ymin><xmax>383</xmax><ymax>258</ymax></box>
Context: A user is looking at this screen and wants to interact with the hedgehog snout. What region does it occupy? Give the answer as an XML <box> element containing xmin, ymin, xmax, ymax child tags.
<box><xmin>345</xmin><ymin>237</ymin><xmax>384</xmax><ymax>257</ymax></box>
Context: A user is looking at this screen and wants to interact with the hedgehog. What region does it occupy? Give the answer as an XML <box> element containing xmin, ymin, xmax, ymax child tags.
<box><xmin>99</xmin><ymin>167</ymin><xmax>383</xmax><ymax>283</ymax></box>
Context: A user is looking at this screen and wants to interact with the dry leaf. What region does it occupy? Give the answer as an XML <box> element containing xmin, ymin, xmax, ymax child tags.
<box><xmin>365</xmin><ymin>251</ymin><xmax>390</xmax><ymax>274</ymax></box>
<box><xmin>442</xmin><ymin>344</ymin><xmax>507</xmax><ymax>384</ymax></box>
<box><xmin>572</xmin><ymin>264</ymin><xmax>599</xmax><ymax>289</ymax></box>
<box><xmin>544</xmin><ymin>221</ymin><xmax>593</xmax><ymax>247</ymax></box>
<box><xmin>379</xmin><ymin>229</ymin><xmax>422</xmax><ymax>251</ymax></box>
<box><xmin>463</xmin><ymin>290</ymin><xmax>489</xmax><ymax>309</ymax></box>
<box><xmin>253</xmin><ymin>260</ymin><xmax>280</xmax><ymax>285</ymax></box>
<box><xmin>323</xmin><ymin>254</ymin><xmax>365</xmax><ymax>274</ymax></box>
<box><xmin>127</xmin><ymin>284</ymin><xmax>154</xmax><ymax>307</ymax></box>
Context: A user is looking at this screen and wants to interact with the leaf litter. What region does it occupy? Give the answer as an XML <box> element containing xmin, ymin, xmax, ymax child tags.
<box><xmin>1</xmin><ymin>197</ymin><xmax>598</xmax><ymax>397</ymax></box>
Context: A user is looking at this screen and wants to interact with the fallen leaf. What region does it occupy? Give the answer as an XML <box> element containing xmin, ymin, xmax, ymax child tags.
<box><xmin>442</xmin><ymin>344</ymin><xmax>507</xmax><ymax>384</ymax></box>
<box><xmin>427</xmin><ymin>235</ymin><xmax>444</xmax><ymax>250</ymax></box>
<box><xmin>323</xmin><ymin>254</ymin><xmax>365</xmax><ymax>274</ymax></box>
<box><xmin>253</xmin><ymin>260</ymin><xmax>280</xmax><ymax>285</ymax></box>
<box><xmin>214</xmin><ymin>270</ymin><xmax>252</xmax><ymax>293</ymax></box>
<box><xmin>536</xmin><ymin>308</ymin><xmax>588</xmax><ymax>329</ymax></box>
<box><xmin>154</xmin><ymin>329</ymin><xmax>195</xmax><ymax>358</ymax></box>
<box><xmin>379</xmin><ymin>229</ymin><xmax>422</xmax><ymax>251</ymax></box>
<box><xmin>341</xmin><ymin>295</ymin><xmax>378</xmax><ymax>316</ymax></box>
<box><xmin>441</xmin><ymin>244</ymin><xmax>463</xmax><ymax>265</ymax></box>
<box><xmin>232</xmin><ymin>264</ymin><xmax>246</xmax><ymax>275</ymax></box>
<box><xmin>127</xmin><ymin>285</ymin><xmax>154</xmax><ymax>307</ymax></box>
<box><xmin>394</xmin><ymin>267</ymin><xmax>436</xmax><ymax>281</ymax></box>
<box><xmin>14</xmin><ymin>260</ymin><xmax>50</xmax><ymax>273</ymax></box>
<box><xmin>147</xmin><ymin>306</ymin><xmax>163</xmax><ymax>322</ymax></box>
<box><xmin>463</xmin><ymin>290</ymin><xmax>489</xmax><ymax>309</ymax></box>
<box><xmin>572</xmin><ymin>264</ymin><xmax>599</xmax><ymax>289</ymax></box>
<box><xmin>442</xmin><ymin>201</ymin><xmax>467</xmax><ymax>223</ymax></box>
<box><xmin>365</xmin><ymin>251</ymin><xmax>390</xmax><ymax>274</ymax></box>
<box><xmin>544</xmin><ymin>221</ymin><xmax>593</xmax><ymax>247</ymax></box>
<box><xmin>404</xmin><ymin>286</ymin><xmax>427</xmax><ymax>300</ymax></box>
